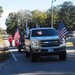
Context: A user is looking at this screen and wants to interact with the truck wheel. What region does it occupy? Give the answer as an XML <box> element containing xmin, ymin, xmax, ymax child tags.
<box><xmin>26</xmin><ymin>51</ymin><xmax>30</xmax><ymax>57</ymax></box>
<box><xmin>29</xmin><ymin>46</ymin><xmax>37</xmax><ymax>62</ymax></box>
<box><xmin>18</xmin><ymin>45</ymin><xmax>21</xmax><ymax>52</ymax></box>
<box><xmin>31</xmin><ymin>53</ymin><xmax>37</xmax><ymax>62</ymax></box>
<box><xmin>59</xmin><ymin>51</ymin><xmax>66</xmax><ymax>60</ymax></box>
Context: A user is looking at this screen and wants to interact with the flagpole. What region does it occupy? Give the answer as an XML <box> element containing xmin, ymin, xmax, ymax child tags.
<box><xmin>26</xmin><ymin>19</ymin><xmax>28</xmax><ymax>31</ymax></box>
<box><xmin>51</xmin><ymin>0</ymin><xmax>53</xmax><ymax>27</ymax></box>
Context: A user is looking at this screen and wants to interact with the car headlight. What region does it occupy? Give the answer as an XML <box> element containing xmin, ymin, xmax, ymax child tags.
<box><xmin>31</xmin><ymin>41</ymin><xmax>40</xmax><ymax>47</ymax></box>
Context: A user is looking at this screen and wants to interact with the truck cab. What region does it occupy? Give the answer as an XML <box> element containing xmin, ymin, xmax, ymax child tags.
<box><xmin>25</xmin><ymin>27</ymin><xmax>66</xmax><ymax>62</ymax></box>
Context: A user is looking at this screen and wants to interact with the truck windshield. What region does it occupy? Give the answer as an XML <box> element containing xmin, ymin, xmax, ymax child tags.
<box><xmin>31</xmin><ymin>29</ymin><xmax>58</xmax><ymax>37</ymax></box>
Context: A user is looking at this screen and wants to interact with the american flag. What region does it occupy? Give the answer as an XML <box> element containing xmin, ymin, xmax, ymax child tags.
<box><xmin>14</xmin><ymin>28</ymin><xmax>20</xmax><ymax>40</ymax></box>
<box><xmin>58</xmin><ymin>22</ymin><xmax>68</xmax><ymax>40</ymax></box>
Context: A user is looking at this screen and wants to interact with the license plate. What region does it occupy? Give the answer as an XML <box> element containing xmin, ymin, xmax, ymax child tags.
<box><xmin>48</xmin><ymin>49</ymin><xmax>53</xmax><ymax>52</ymax></box>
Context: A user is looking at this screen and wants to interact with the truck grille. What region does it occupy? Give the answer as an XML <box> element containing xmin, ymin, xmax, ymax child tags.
<box><xmin>39</xmin><ymin>40</ymin><xmax>60</xmax><ymax>47</ymax></box>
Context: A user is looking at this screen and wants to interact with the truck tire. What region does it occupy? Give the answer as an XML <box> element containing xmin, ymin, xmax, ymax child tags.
<box><xmin>18</xmin><ymin>45</ymin><xmax>21</xmax><ymax>52</ymax></box>
<box><xmin>29</xmin><ymin>46</ymin><xmax>37</xmax><ymax>62</ymax></box>
<box><xmin>26</xmin><ymin>51</ymin><xmax>30</xmax><ymax>57</ymax></box>
<box><xmin>59</xmin><ymin>51</ymin><xmax>66</xmax><ymax>60</ymax></box>
<box><xmin>31</xmin><ymin>53</ymin><xmax>37</xmax><ymax>62</ymax></box>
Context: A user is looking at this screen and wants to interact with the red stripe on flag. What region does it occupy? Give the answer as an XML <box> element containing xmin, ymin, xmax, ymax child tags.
<box><xmin>14</xmin><ymin>29</ymin><xmax>20</xmax><ymax>40</ymax></box>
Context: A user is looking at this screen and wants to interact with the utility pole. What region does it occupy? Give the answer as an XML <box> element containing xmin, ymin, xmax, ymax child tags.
<box><xmin>26</xmin><ymin>19</ymin><xmax>28</xmax><ymax>28</ymax></box>
<box><xmin>51</xmin><ymin>0</ymin><xmax>53</xmax><ymax>27</ymax></box>
<box><xmin>51</xmin><ymin>0</ymin><xmax>56</xmax><ymax>27</ymax></box>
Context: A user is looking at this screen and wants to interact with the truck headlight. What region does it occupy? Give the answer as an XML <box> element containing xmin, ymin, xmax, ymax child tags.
<box><xmin>31</xmin><ymin>41</ymin><xmax>40</xmax><ymax>47</ymax></box>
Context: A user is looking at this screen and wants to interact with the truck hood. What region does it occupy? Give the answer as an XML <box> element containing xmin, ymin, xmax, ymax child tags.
<box><xmin>30</xmin><ymin>36</ymin><xmax>59</xmax><ymax>41</ymax></box>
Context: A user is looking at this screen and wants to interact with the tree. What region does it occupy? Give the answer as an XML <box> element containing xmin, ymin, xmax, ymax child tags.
<box><xmin>17</xmin><ymin>10</ymin><xmax>32</xmax><ymax>29</ymax></box>
<box><xmin>0</xmin><ymin>6</ymin><xmax>3</xmax><ymax>34</ymax></box>
<box><xmin>32</xmin><ymin>10</ymin><xmax>42</xmax><ymax>26</ymax></box>
<box><xmin>5</xmin><ymin>12</ymin><xmax>17</xmax><ymax>35</ymax></box>
<box><xmin>5</xmin><ymin>1</ymin><xmax>75</xmax><ymax>34</ymax></box>
<box><xmin>58</xmin><ymin>1</ymin><xmax>75</xmax><ymax>31</ymax></box>
<box><xmin>5</xmin><ymin>10</ymin><xmax>32</xmax><ymax>35</ymax></box>
<box><xmin>46</xmin><ymin>5</ymin><xmax>60</xmax><ymax>28</ymax></box>
<box><xmin>32</xmin><ymin>10</ymin><xmax>47</xmax><ymax>27</ymax></box>
<box><xmin>0</xmin><ymin>6</ymin><xmax>3</xmax><ymax>17</ymax></box>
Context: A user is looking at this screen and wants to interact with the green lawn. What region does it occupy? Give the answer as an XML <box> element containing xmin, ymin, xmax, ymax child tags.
<box><xmin>0</xmin><ymin>34</ymin><xmax>10</xmax><ymax>63</ymax></box>
<box><xmin>0</xmin><ymin>52</ymin><xmax>10</xmax><ymax>63</ymax></box>
<box><xmin>0</xmin><ymin>34</ymin><xmax>4</xmax><ymax>45</ymax></box>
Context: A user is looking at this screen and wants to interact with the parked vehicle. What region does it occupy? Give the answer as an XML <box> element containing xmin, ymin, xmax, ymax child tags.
<box><xmin>66</xmin><ymin>31</ymin><xmax>73</xmax><ymax>37</ymax></box>
<box><xmin>25</xmin><ymin>27</ymin><xmax>66</xmax><ymax>62</ymax></box>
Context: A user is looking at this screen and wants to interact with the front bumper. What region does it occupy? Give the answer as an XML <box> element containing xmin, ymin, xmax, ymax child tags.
<box><xmin>31</xmin><ymin>46</ymin><xmax>66</xmax><ymax>53</ymax></box>
<box><xmin>32</xmin><ymin>51</ymin><xmax>66</xmax><ymax>56</ymax></box>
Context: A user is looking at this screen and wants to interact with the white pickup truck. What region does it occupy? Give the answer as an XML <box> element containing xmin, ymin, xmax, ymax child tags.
<box><xmin>25</xmin><ymin>27</ymin><xmax>66</xmax><ymax>62</ymax></box>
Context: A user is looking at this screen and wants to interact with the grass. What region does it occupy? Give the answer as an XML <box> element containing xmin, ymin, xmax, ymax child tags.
<box><xmin>0</xmin><ymin>34</ymin><xmax>3</xmax><ymax>44</ymax></box>
<box><xmin>0</xmin><ymin>34</ymin><xmax>10</xmax><ymax>63</ymax></box>
<box><xmin>0</xmin><ymin>52</ymin><xmax>10</xmax><ymax>63</ymax></box>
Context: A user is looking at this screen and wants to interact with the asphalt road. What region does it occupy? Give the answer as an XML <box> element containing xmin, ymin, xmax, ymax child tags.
<box><xmin>0</xmin><ymin>38</ymin><xmax>75</xmax><ymax>75</ymax></box>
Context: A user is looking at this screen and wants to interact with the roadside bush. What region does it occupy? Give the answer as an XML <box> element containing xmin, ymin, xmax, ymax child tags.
<box><xmin>0</xmin><ymin>50</ymin><xmax>10</xmax><ymax>63</ymax></box>
<box><xmin>0</xmin><ymin>34</ymin><xmax>3</xmax><ymax>43</ymax></box>
<box><xmin>0</xmin><ymin>34</ymin><xmax>10</xmax><ymax>63</ymax></box>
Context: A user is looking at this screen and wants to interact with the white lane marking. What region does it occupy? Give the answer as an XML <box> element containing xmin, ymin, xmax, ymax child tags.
<box><xmin>4</xmin><ymin>40</ymin><xmax>17</xmax><ymax>62</ymax></box>
<box><xmin>10</xmin><ymin>50</ymin><xmax>17</xmax><ymax>62</ymax></box>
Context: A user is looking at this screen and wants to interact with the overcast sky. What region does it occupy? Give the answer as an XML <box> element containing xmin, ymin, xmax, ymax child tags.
<box><xmin>0</xmin><ymin>0</ymin><xmax>75</xmax><ymax>29</ymax></box>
